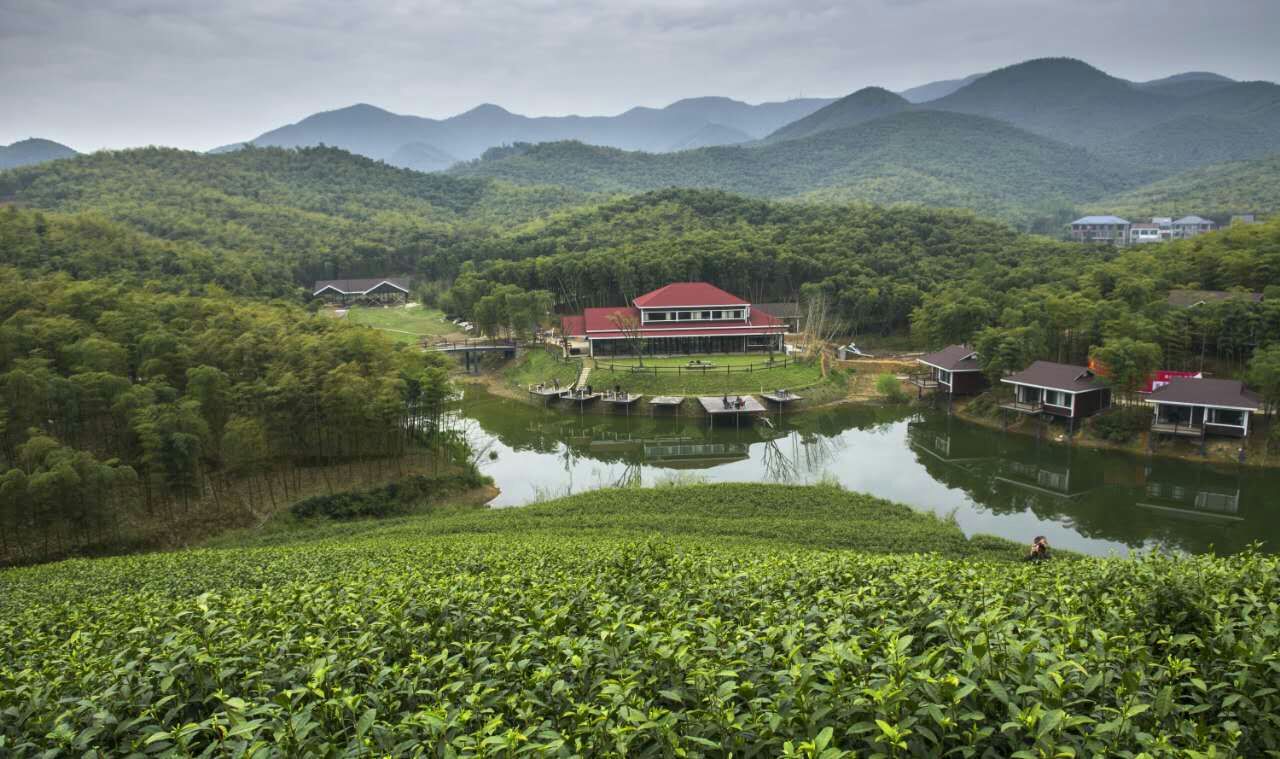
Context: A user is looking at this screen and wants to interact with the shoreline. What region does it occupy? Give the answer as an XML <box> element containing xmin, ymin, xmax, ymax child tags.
<box><xmin>461</xmin><ymin>363</ymin><xmax>1280</xmax><ymax>470</ymax></box>
<box><xmin>946</xmin><ymin>396</ymin><xmax>1277</xmax><ymax>470</ymax></box>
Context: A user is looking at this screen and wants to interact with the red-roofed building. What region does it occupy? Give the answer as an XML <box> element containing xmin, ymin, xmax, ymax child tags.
<box><xmin>560</xmin><ymin>283</ymin><xmax>786</xmax><ymax>357</ymax></box>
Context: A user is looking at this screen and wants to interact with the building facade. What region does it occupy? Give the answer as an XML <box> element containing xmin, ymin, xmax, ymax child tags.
<box><xmin>1000</xmin><ymin>361</ymin><xmax>1112</xmax><ymax>420</ymax></box>
<box><xmin>1171</xmin><ymin>215</ymin><xmax>1216</xmax><ymax>239</ymax></box>
<box><xmin>913</xmin><ymin>344</ymin><xmax>989</xmax><ymax>395</ymax></box>
<box><xmin>560</xmin><ymin>283</ymin><xmax>787</xmax><ymax>357</ymax></box>
<box><xmin>1069</xmin><ymin>216</ymin><xmax>1131</xmax><ymax>244</ymax></box>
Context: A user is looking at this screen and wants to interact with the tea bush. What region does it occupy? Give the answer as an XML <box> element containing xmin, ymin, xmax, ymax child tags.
<box><xmin>2</xmin><ymin>484</ymin><xmax>1279</xmax><ymax>756</ymax></box>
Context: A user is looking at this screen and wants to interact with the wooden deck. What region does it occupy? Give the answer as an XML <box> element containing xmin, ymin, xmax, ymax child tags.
<box><xmin>1000</xmin><ymin>401</ymin><xmax>1044</xmax><ymax>414</ymax></box>
<box><xmin>698</xmin><ymin>396</ymin><xmax>766</xmax><ymax>415</ymax></box>
<box><xmin>761</xmin><ymin>391</ymin><xmax>802</xmax><ymax>404</ymax></box>
<box><xmin>560</xmin><ymin>390</ymin><xmax>601</xmax><ymax>404</ymax></box>
<box><xmin>528</xmin><ymin>385</ymin><xmax>567</xmax><ymax>398</ymax></box>
<box><xmin>1151</xmin><ymin>421</ymin><xmax>1204</xmax><ymax>437</ymax></box>
<box><xmin>600</xmin><ymin>393</ymin><xmax>643</xmax><ymax>404</ymax></box>
<box><xmin>649</xmin><ymin>396</ymin><xmax>685</xmax><ymax>406</ymax></box>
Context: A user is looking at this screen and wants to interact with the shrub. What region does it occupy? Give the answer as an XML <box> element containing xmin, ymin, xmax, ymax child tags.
<box><xmin>1090</xmin><ymin>406</ymin><xmax>1152</xmax><ymax>443</ymax></box>
<box><xmin>289</xmin><ymin>470</ymin><xmax>488</xmax><ymax>520</ymax></box>
<box><xmin>876</xmin><ymin>372</ymin><xmax>909</xmax><ymax>403</ymax></box>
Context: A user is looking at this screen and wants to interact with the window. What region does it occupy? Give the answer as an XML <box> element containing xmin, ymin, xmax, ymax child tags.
<box><xmin>938</xmin><ymin>369</ymin><xmax>952</xmax><ymax>385</ymax></box>
<box><xmin>648</xmin><ymin>312</ymin><xmax>666</xmax><ymax>321</ymax></box>
<box><xmin>700</xmin><ymin>311</ymin><xmax>713</xmax><ymax>320</ymax></box>
<box><xmin>1044</xmin><ymin>390</ymin><xmax>1070</xmax><ymax>408</ymax></box>
<box><xmin>1208</xmin><ymin>408</ymin><xmax>1246</xmax><ymax>427</ymax></box>
<box><xmin>677</xmin><ymin>311</ymin><xmax>691</xmax><ymax>321</ymax></box>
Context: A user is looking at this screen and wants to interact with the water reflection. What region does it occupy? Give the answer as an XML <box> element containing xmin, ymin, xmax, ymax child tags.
<box><xmin>450</xmin><ymin>388</ymin><xmax>1277</xmax><ymax>556</ymax></box>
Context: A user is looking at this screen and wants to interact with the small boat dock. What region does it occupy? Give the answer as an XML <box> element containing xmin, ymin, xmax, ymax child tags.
<box><xmin>649</xmin><ymin>396</ymin><xmax>685</xmax><ymax>415</ymax></box>
<box><xmin>600</xmin><ymin>392</ymin><xmax>643</xmax><ymax>414</ymax></box>
<box><xmin>761</xmin><ymin>391</ymin><xmax>802</xmax><ymax>407</ymax></box>
<box><xmin>698</xmin><ymin>395</ymin><xmax>766</xmax><ymax>426</ymax></box>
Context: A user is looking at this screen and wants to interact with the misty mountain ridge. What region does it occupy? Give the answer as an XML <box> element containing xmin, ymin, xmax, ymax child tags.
<box><xmin>228</xmin><ymin>95</ymin><xmax>838</xmax><ymax>171</ymax></box>
<box><xmin>0</xmin><ymin>138</ymin><xmax>79</xmax><ymax>170</ymax></box>
<box><xmin>763</xmin><ymin>87</ymin><xmax>910</xmax><ymax>143</ymax></box>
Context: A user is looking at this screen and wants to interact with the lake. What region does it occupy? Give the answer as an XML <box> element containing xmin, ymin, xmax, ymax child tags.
<box><xmin>451</xmin><ymin>387</ymin><xmax>1280</xmax><ymax>556</ymax></box>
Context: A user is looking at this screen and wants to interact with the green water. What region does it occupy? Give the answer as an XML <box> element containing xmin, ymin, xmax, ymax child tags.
<box><xmin>452</xmin><ymin>388</ymin><xmax>1280</xmax><ymax>556</ymax></box>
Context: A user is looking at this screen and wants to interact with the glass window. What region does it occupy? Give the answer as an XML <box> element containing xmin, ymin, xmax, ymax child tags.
<box><xmin>1209</xmin><ymin>408</ymin><xmax>1245</xmax><ymax>426</ymax></box>
<box><xmin>1044</xmin><ymin>390</ymin><xmax>1069</xmax><ymax>408</ymax></box>
<box><xmin>648</xmin><ymin>312</ymin><xmax>666</xmax><ymax>321</ymax></box>
<box><xmin>677</xmin><ymin>312</ymin><xmax>691</xmax><ymax>321</ymax></box>
<box><xmin>701</xmin><ymin>311</ymin><xmax>713</xmax><ymax>319</ymax></box>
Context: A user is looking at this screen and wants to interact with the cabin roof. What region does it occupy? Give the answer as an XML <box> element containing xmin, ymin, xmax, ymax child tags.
<box><xmin>1003</xmin><ymin>361</ymin><xmax>1106</xmax><ymax>392</ymax></box>
<box><xmin>1173</xmin><ymin>215</ymin><xmax>1213</xmax><ymax>225</ymax></box>
<box><xmin>313</xmin><ymin>277</ymin><xmax>410</xmax><ymax>296</ymax></box>
<box><xmin>1072</xmin><ymin>215</ymin><xmax>1129</xmax><ymax>225</ymax></box>
<box><xmin>918</xmin><ymin>344</ymin><xmax>980</xmax><ymax>372</ymax></box>
<box><xmin>632</xmin><ymin>282</ymin><xmax>749</xmax><ymax>308</ymax></box>
<box><xmin>1146</xmin><ymin>377</ymin><xmax>1260</xmax><ymax>410</ymax></box>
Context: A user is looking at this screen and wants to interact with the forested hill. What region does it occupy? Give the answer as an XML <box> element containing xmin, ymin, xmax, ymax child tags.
<box><xmin>443</xmin><ymin>188</ymin><xmax>1102</xmax><ymax>334</ymax></box>
<box><xmin>0</xmin><ymin>145</ymin><xmax>597</xmax><ymax>290</ymax></box>
<box><xmin>1089</xmin><ymin>154</ymin><xmax>1280</xmax><ymax>219</ymax></box>
<box><xmin>451</xmin><ymin>110</ymin><xmax>1129</xmax><ymax>225</ymax></box>
<box><xmin>0</xmin><ymin>138</ymin><xmax>78</xmax><ymax>170</ymax></box>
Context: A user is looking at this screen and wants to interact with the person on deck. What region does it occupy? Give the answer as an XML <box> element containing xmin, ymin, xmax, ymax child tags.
<box><xmin>722</xmin><ymin>395</ymin><xmax>730</xmax><ymax>408</ymax></box>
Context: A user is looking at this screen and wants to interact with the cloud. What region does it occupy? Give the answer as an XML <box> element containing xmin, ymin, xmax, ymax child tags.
<box><xmin>0</xmin><ymin>0</ymin><xmax>1277</xmax><ymax>151</ymax></box>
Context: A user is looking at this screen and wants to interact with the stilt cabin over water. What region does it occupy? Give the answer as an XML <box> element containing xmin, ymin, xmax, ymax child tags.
<box><xmin>913</xmin><ymin>344</ymin><xmax>988</xmax><ymax>396</ymax></box>
<box><xmin>1000</xmin><ymin>361</ymin><xmax>1112</xmax><ymax>420</ymax></box>
<box><xmin>1146</xmin><ymin>377</ymin><xmax>1261</xmax><ymax>438</ymax></box>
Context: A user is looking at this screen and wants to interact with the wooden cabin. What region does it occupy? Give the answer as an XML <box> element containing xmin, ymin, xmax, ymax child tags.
<box><xmin>913</xmin><ymin>344</ymin><xmax>988</xmax><ymax>395</ymax></box>
<box><xmin>1000</xmin><ymin>361</ymin><xmax>1112</xmax><ymax>420</ymax></box>
<box><xmin>313</xmin><ymin>277</ymin><xmax>411</xmax><ymax>305</ymax></box>
<box><xmin>1145</xmin><ymin>377</ymin><xmax>1261</xmax><ymax>438</ymax></box>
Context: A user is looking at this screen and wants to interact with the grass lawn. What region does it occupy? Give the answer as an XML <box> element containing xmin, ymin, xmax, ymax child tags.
<box><xmin>590</xmin><ymin>356</ymin><xmax>825</xmax><ymax>396</ymax></box>
<box><xmin>503</xmin><ymin>349</ymin><xmax>582</xmax><ymax>389</ymax></box>
<box><xmin>345</xmin><ymin>305</ymin><xmax>457</xmax><ymax>344</ymax></box>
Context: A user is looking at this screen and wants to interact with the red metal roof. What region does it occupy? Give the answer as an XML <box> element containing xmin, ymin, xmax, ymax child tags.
<box><xmin>560</xmin><ymin>315</ymin><xmax>586</xmax><ymax>336</ymax></box>
<box><xmin>632</xmin><ymin>282</ymin><xmax>749</xmax><ymax>309</ymax></box>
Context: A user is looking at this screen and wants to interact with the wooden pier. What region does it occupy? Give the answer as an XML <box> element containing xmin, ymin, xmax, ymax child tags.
<box><xmin>560</xmin><ymin>389</ymin><xmax>601</xmax><ymax>405</ymax></box>
<box><xmin>649</xmin><ymin>396</ymin><xmax>685</xmax><ymax>416</ymax></box>
<box><xmin>698</xmin><ymin>395</ymin><xmax>765</xmax><ymax>427</ymax></box>
<box><xmin>761</xmin><ymin>391</ymin><xmax>803</xmax><ymax>406</ymax></box>
<box><xmin>600</xmin><ymin>392</ymin><xmax>643</xmax><ymax>415</ymax></box>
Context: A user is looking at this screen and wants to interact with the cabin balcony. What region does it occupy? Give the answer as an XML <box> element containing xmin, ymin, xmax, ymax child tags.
<box><xmin>910</xmin><ymin>374</ymin><xmax>940</xmax><ymax>390</ymax></box>
<box><xmin>999</xmin><ymin>400</ymin><xmax>1044</xmax><ymax>414</ymax></box>
<box><xmin>1151</xmin><ymin>420</ymin><xmax>1204</xmax><ymax>437</ymax></box>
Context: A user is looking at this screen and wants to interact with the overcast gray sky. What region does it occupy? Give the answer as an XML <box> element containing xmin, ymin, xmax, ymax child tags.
<box><xmin>2</xmin><ymin>0</ymin><xmax>1278</xmax><ymax>152</ymax></box>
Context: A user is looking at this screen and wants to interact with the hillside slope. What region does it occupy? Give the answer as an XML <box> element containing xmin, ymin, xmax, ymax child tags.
<box><xmin>0</xmin><ymin>138</ymin><xmax>78</xmax><ymax>170</ymax></box>
<box><xmin>763</xmin><ymin>87</ymin><xmax>911</xmax><ymax>143</ymax></box>
<box><xmin>0</xmin><ymin>145</ymin><xmax>593</xmax><ymax>287</ymax></box>
<box><xmin>3</xmin><ymin>483</ymin><xmax>1278</xmax><ymax>755</ymax></box>
<box><xmin>452</xmin><ymin>110</ymin><xmax>1132</xmax><ymax>222</ymax></box>
<box><xmin>1089</xmin><ymin>153</ymin><xmax>1280</xmax><ymax>217</ymax></box>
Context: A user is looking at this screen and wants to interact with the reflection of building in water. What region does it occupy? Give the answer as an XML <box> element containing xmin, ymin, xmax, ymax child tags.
<box><xmin>906</xmin><ymin>420</ymin><xmax>993</xmax><ymax>467</ymax></box>
<box><xmin>643</xmin><ymin>441</ymin><xmax>750</xmax><ymax>468</ymax></box>
<box><xmin>1137</xmin><ymin>466</ymin><xmax>1243</xmax><ymax>521</ymax></box>
<box><xmin>990</xmin><ymin>436</ymin><xmax>1098</xmax><ymax>500</ymax></box>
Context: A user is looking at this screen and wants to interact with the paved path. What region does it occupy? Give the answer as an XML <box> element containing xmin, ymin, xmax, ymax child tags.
<box><xmin>575</xmin><ymin>364</ymin><xmax>592</xmax><ymax>390</ymax></box>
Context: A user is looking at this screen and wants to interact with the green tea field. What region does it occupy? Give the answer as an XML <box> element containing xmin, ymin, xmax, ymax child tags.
<box><xmin>2</xmin><ymin>484</ymin><xmax>1278</xmax><ymax>756</ymax></box>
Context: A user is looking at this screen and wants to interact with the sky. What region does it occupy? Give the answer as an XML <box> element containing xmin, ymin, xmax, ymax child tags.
<box><xmin>2</xmin><ymin>0</ymin><xmax>1279</xmax><ymax>152</ymax></box>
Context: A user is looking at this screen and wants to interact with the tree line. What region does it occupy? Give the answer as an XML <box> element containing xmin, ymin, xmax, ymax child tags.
<box><xmin>0</xmin><ymin>269</ymin><xmax>459</xmax><ymax>565</ymax></box>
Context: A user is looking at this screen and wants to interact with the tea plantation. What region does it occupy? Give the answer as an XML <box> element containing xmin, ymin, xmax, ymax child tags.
<box><xmin>2</xmin><ymin>484</ymin><xmax>1279</xmax><ymax>756</ymax></box>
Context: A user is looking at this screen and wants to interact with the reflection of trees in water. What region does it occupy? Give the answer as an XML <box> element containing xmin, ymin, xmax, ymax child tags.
<box><xmin>759</xmin><ymin>436</ymin><xmax>799</xmax><ymax>483</ymax></box>
<box><xmin>757</xmin><ymin>429</ymin><xmax>847</xmax><ymax>483</ymax></box>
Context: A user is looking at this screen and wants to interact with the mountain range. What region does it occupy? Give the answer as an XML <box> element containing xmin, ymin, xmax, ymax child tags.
<box><xmin>0</xmin><ymin>138</ymin><xmax>77</xmax><ymax>170</ymax></box>
<box><xmin>216</xmin><ymin>96</ymin><xmax>838</xmax><ymax>170</ymax></box>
